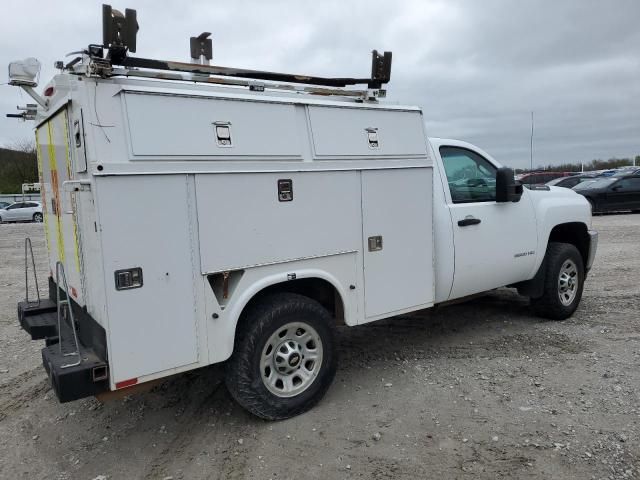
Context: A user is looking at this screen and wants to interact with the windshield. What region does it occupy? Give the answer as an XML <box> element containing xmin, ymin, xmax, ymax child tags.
<box><xmin>573</xmin><ymin>178</ymin><xmax>617</xmax><ymax>190</ymax></box>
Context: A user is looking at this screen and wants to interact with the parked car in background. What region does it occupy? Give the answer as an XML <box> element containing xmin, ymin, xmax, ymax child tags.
<box><xmin>546</xmin><ymin>175</ymin><xmax>597</xmax><ymax>189</ymax></box>
<box><xmin>612</xmin><ymin>168</ymin><xmax>640</xmax><ymax>176</ymax></box>
<box><xmin>573</xmin><ymin>174</ymin><xmax>640</xmax><ymax>213</ymax></box>
<box><xmin>0</xmin><ymin>201</ymin><xmax>43</xmax><ymax>223</ymax></box>
<box><xmin>518</xmin><ymin>171</ymin><xmax>574</xmax><ymax>185</ymax></box>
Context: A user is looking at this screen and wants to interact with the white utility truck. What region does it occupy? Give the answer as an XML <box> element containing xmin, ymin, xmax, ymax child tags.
<box><xmin>9</xmin><ymin>6</ymin><xmax>597</xmax><ymax>419</ymax></box>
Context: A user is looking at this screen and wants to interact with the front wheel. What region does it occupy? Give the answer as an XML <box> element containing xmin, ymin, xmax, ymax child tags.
<box><xmin>33</xmin><ymin>212</ymin><xmax>43</xmax><ymax>223</ymax></box>
<box><xmin>531</xmin><ymin>242</ymin><xmax>585</xmax><ymax>320</ymax></box>
<box><xmin>225</xmin><ymin>292</ymin><xmax>337</xmax><ymax>420</ymax></box>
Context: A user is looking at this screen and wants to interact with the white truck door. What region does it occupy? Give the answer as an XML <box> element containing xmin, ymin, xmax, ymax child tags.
<box><xmin>361</xmin><ymin>168</ymin><xmax>434</xmax><ymax>319</ymax></box>
<box><xmin>435</xmin><ymin>144</ymin><xmax>537</xmax><ymax>300</ymax></box>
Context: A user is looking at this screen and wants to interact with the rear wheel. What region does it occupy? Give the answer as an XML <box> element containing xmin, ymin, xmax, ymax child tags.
<box><xmin>225</xmin><ymin>292</ymin><xmax>337</xmax><ymax>420</ymax></box>
<box><xmin>531</xmin><ymin>242</ymin><xmax>584</xmax><ymax>320</ymax></box>
<box><xmin>33</xmin><ymin>212</ymin><xmax>43</xmax><ymax>223</ymax></box>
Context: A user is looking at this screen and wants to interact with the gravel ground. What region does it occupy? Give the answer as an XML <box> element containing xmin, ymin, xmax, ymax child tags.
<box><xmin>0</xmin><ymin>214</ymin><xmax>639</xmax><ymax>480</ymax></box>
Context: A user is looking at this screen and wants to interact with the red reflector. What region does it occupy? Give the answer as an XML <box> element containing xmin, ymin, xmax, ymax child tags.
<box><xmin>71</xmin><ymin>286</ymin><xmax>78</xmax><ymax>298</ymax></box>
<box><xmin>116</xmin><ymin>378</ymin><xmax>138</xmax><ymax>389</ymax></box>
<box><xmin>44</xmin><ymin>86</ymin><xmax>54</xmax><ymax>97</ymax></box>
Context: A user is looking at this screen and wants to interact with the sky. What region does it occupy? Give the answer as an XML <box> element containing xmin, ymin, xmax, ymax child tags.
<box><xmin>0</xmin><ymin>0</ymin><xmax>638</xmax><ymax>170</ymax></box>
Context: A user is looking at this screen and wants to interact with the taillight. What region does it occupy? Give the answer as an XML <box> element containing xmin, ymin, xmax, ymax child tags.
<box><xmin>44</xmin><ymin>86</ymin><xmax>54</xmax><ymax>97</ymax></box>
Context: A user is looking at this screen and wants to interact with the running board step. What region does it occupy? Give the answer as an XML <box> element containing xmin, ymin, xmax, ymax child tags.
<box><xmin>17</xmin><ymin>299</ymin><xmax>57</xmax><ymax>322</ymax></box>
<box><xmin>20</xmin><ymin>310</ymin><xmax>58</xmax><ymax>340</ymax></box>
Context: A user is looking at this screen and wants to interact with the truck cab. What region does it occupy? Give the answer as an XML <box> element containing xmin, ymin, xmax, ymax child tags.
<box><xmin>430</xmin><ymin>138</ymin><xmax>595</xmax><ymax>304</ymax></box>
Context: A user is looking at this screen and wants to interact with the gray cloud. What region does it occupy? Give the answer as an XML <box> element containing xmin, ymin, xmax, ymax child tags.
<box><xmin>1</xmin><ymin>0</ymin><xmax>638</xmax><ymax>169</ymax></box>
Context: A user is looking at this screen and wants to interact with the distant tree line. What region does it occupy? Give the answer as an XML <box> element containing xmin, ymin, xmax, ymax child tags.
<box><xmin>515</xmin><ymin>155</ymin><xmax>640</xmax><ymax>175</ymax></box>
<box><xmin>0</xmin><ymin>140</ymin><xmax>638</xmax><ymax>193</ymax></box>
<box><xmin>0</xmin><ymin>140</ymin><xmax>38</xmax><ymax>194</ymax></box>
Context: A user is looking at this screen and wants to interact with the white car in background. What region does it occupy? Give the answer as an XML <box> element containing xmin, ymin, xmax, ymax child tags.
<box><xmin>0</xmin><ymin>201</ymin><xmax>43</xmax><ymax>223</ymax></box>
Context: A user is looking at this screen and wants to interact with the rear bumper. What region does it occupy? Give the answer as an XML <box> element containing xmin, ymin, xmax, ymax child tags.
<box><xmin>17</xmin><ymin>278</ymin><xmax>110</xmax><ymax>403</ymax></box>
<box><xmin>41</xmin><ymin>334</ymin><xmax>109</xmax><ymax>403</ymax></box>
<box><xmin>586</xmin><ymin>230</ymin><xmax>598</xmax><ymax>272</ymax></box>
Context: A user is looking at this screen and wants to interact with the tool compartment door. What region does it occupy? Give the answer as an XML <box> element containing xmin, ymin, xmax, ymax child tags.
<box><xmin>123</xmin><ymin>92</ymin><xmax>302</xmax><ymax>159</ymax></box>
<box><xmin>309</xmin><ymin>106</ymin><xmax>427</xmax><ymax>158</ymax></box>
<box><xmin>97</xmin><ymin>175</ymin><xmax>200</xmax><ymax>382</ymax></box>
<box><xmin>361</xmin><ymin>167</ymin><xmax>434</xmax><ymax>319</ymax></box>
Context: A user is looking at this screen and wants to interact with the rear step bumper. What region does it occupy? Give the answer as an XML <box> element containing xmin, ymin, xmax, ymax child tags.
<box><xmin>18</xmin><ymin>300</ymin><xmax>57</xmax><ymax>339</ymax></box>
<box><xmin>42</xmin><ymin>341</ymin><xmax>109</xmax><ymax>403</ymax></box>
<box><xmin>17</xmin><ymin>295</ymin><xmax>109</xmax><ymax>403</ymax></box>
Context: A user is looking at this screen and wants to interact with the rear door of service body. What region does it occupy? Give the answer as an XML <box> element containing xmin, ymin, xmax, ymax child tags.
<box><xmin>36</xmin><ymin>106</ymin><xmax>84</xmax><ymax>301</ymax></box>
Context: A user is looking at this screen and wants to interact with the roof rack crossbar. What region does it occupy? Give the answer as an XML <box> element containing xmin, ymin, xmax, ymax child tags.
<box><xmin>111</xmin><ymin>67</ymin><xmax>369</xmax><ymax>97</ymax></box>
<box><xmin>115</xmin><ymin>51</ymin><xmax>391</xmax><ymax>89</ymax></box>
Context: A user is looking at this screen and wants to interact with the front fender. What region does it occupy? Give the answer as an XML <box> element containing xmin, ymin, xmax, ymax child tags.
<box><xmin>528</xmin><ymin>187</ymin><xmax>592</xmax><ymax>275</ymax></box>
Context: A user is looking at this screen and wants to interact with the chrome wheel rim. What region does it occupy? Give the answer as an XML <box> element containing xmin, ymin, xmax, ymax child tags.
<box><xmin>34</xmin><ymin>214</ymin><xmax>42</xmax><ymax>222</ymax></box>
<box><xmin>260</xmin><ymin>322</ymin><xmax>323</xmax><ymax>398</ymax></box>
<box><xmin>558</xmin><ymin>259</ymin><xmax>579</xmax><ymax>306</ymax></box>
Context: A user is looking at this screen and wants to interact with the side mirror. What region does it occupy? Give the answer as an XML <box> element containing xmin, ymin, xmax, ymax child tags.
<box><xmin>496</xmin><ymin>167</ymin><xmax>523</xmax><ymax>203</ymax></box>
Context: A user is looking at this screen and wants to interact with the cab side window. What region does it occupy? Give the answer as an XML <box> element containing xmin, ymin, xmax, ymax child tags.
<box><xmin>440</xmin><ymin>146</ymin><xmax>497</xmax><ymax>203</ymax></box>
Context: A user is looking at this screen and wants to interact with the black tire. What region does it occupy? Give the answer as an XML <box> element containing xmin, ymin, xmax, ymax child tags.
<box><xmin>225</xmin><ymin>292</ymin><xmax>337</xmax><ymax>420</ymax></box>
<box><xmin>531</xmin><ymin>242</ymin><xmax>585</xmax><ymax>320</ymax></box>
<box><xmin>33</xmin><ymin>212</ymin><xmax>43</xmax><ymax>223</ymax></box>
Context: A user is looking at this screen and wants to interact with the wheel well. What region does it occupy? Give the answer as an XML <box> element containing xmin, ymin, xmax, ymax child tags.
<box><xmin>548</xmin><ymin>222</ymin><xmax>590</xmax><ymax>267</ymax></box>
<box><xmin>242</xmin><ymin>278</ymin><xmax>346</xmax><ymax>326</ymax></box>
<box><xmin>514</xmin><ymin>222</ymin><xmax>590</xmax><ymax>298</ymax></box>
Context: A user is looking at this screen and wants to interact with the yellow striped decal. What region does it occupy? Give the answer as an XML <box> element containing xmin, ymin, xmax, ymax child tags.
<box><xmin>62</xmin><ymin>110</ymin><xmax>81</xmax><ymax>273</ymax></box>
<box><xmin>34</xmin><ymin>129</ymin><xmax>51</xmax><ymax>254</ymax></box>
<box><xmin>46</xmin><ymin>120</ymin><xmax>65</xmax><ymax>263</ymax></box>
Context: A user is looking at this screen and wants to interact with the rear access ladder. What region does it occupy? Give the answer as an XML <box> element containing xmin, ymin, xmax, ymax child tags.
<box><xmin>18</xmin><ymin>238</ymin><xmax>110</xmax><ymax>402</ymax></box>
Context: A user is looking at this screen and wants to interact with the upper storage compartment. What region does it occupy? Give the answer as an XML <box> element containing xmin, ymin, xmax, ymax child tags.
<box><xmin>123</xmin><ymin>92</ymin><xmax>302</xmax><ymax>159</ymax></box>
<box><xmin>308</xmin><ymin>106</ymin><xmax>427</xmax><ymax>159</ymax></box>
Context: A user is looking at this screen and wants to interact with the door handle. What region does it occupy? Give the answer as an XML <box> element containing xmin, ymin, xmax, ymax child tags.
<box><xmin>458</xmin><ymin>216</ymin><xmax>481</xmax><ymax>227</ymax></box>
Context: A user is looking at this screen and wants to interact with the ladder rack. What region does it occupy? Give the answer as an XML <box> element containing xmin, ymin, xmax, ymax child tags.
<box><xmin>108</xmin><ymin>66</ymin><xmax>375</xmax><ymax>98</ymax></box>
<box><xmin>73</xmin><ymin>5</ymin><xmax>393</xmax><ymax>98</ymax></box>
<box><xmin>113</xmin><ymin>51</ymin><xmax>392</xmax><ymax>89</ymax></box>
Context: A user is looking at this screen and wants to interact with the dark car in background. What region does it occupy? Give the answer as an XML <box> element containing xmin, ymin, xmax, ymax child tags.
<box><xmin>546</xmin><ymin>175</ymin><xmax>597</xmax><ymax>189</ymax></box>
<box><xmin>518</xmin><ymin>171</ymin><xmax>574</xmax><ymax>185</ymax></box>
<box><xmin>573</xmin><ymin>174</ymin><xmax>640</xmax><ymax>213</ymax></box>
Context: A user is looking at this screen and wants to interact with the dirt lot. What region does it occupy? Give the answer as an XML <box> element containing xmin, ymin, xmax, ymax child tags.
<box><xmin>1</xmin><ymin>214</ymin><xmax>639</xmax><ymax>480</ymax></box>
